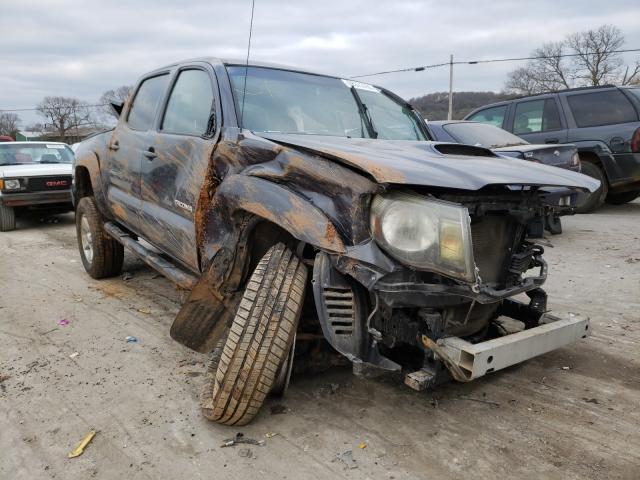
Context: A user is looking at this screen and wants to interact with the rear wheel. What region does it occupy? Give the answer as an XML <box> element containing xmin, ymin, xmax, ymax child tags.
<box><xmin>576</xmin><ymin>162</ymin><xmax>608</xmax><ymax>213</ymax></box>
<box><xmin>545</xmin><ymin>213</ymin><xmax>562</xmax><ymax>235</ymax></box>
<box><xmin>0</xmin><ymin>204</ymin><xmax>16</xmax><ymax>232</ymax></box>
<box><xmin>200</xmin><ymin>243</ymin><xmax>307</xmax><ymax>426</ymax></box>
<box><xmin>75</xmin><ymin>196</ymin><xmax>124</xmax><ymax>279</ymax></box>
<box><xmin>605</xmin><ymin>190</ymin><xmax>640</xmax><ymax>205</ymax></box>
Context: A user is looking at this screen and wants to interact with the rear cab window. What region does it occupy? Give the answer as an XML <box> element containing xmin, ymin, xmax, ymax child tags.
<box><xmin>567</xmin><ymin>89</ymin><xmax>638</xmax><ymax>128</ymax></box>
<box><xmin>513</xmin><ymin>98</ymin><xmax>562</xmax><ymax>134</ymax></box>
<box><xmin>466</xmin><ymin>105</ymin><xmax>507</xmax><ymax>128</ymax></box>
<box><xmin>127</xmin><ymin>74</ymin><xmax>170</xmax><ymax>131</ymax></box>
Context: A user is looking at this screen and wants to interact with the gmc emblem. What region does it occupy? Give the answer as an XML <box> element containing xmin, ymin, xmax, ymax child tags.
<box><xmin>46</xmin><ymin>180</ymin><xmax>67</xmax><ymax>187</ymax></box>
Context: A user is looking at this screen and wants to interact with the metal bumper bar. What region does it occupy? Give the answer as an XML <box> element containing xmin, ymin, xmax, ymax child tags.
<box><xmin>429</xmin><ymin>313</ymin><xmax>590</xmax><ymax>381</ymax></box>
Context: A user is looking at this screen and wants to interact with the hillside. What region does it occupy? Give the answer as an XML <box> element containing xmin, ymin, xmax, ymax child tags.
<box><xmin>409</xmin><ymin>91</ymin><xmax>513</xmax><ymax>121</ymax></box>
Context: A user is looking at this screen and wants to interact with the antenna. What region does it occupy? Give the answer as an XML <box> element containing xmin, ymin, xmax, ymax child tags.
<box><xmin>240</xmin><ymin>0</ymin><xmax>256</xmax><ymax>129</ymax></box>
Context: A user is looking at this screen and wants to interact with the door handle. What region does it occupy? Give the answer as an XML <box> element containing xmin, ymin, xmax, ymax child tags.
<box><xmin>143</xmin><ymin>147</ymin><xmax>157</xmax><ymax>160</ymax></box>
<box><xmin>545</xmin><ymin>138</ymin><xmax>559</xmax><ymax>144</ymax></box>
<box><xmin>108</xmin><ymin>141</ymin><xmax>120</xmax><ymax>151</ymax></box>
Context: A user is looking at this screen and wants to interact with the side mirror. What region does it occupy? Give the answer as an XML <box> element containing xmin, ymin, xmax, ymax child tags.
<box><xmin>110</xmin><ymin>101</ymin><xmax>124</xmax><ymax>117</ymax></box>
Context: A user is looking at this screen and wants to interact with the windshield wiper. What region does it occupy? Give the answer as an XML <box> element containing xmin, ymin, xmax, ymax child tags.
<box><xmin>350</xmin><ymin>87</ymin><xmax>378</xmax><ymax>139</ymax></box>
<box><xmin>40</xmin><ymin>160</ymin><xmax>63</xmax><ymax>164</ymax></box>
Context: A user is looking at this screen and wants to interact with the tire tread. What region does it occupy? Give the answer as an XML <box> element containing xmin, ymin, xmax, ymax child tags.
<box><xmin>200</xmin><ymin>243</ymin><xmax>307</xmax><ymax>426</ymax></box>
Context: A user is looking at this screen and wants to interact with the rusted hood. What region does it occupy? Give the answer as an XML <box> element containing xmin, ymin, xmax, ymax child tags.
<box><xmin>258</xmin><ymin>133</ymin><xmax>599</xmax><ymax>192</ymax></box>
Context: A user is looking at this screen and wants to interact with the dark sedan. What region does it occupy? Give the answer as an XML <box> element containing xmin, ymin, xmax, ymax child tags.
<box><xmin>426</xmin><ymin>120</ymin><xmax>581</xmax><ymax>171</ymax></box>
<box><xmin>426</xmin><ymin>120</ymin><xmax>583</xmax><ymax>234</ymax></box>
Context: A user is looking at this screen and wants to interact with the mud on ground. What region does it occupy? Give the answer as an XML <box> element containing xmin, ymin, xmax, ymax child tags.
<box><xmin>1</xmin><ymin>203</ymin><xmax>639</xmax><ymax>480</ymax></box>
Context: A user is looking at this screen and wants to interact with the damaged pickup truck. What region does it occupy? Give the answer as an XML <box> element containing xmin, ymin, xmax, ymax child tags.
<box><xmin>72</xmin><ymin>58</ymin><xmax>599</xmax><ymax>426</ymax></box>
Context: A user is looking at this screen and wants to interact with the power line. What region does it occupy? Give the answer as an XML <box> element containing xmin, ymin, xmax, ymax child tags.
<box><xmin>0</xmin><ymin>103</ymin><xmax>109</xmax><ymax>113</ymax></box>
<box><xmin>350</xmin><ymin>47</ymin><xmax>640</xmax><ymax>78</ymax></box>
<box><xmin>4</xmin><ymin>46</ymin><xmax>640</xmax><ymax>111</ymax></box>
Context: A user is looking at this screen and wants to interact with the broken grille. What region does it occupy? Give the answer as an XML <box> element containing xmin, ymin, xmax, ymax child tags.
<box><xmin>323</xmin><ymin>287</ymin><xmax>355</xmax><ymax>336</ymax></box>
<box><xmin>471</xmin><ymin>215</ymin><xmax>518</xmax><ymax>285</ymax></box>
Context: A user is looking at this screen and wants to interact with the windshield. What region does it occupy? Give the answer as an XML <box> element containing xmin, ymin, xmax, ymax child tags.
<box><xmin>0</xmin><ymin>143</ymin><xmax>74</xmax><ymax>166</ymax></box>
<box><xmin>227</xmin><ymin>66</ymin><xmax>427</xmax><ymax>140</ymax></box>
<box><xmin>442</xmin><ymin>122</ymin><xmax>528</xmax><ymax>149</ymax></box>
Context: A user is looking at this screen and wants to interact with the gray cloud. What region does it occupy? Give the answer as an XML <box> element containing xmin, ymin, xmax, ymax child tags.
<box><xmin>2</xmin><ymin>0</ymin><xmax>639</xmax><ymax>125</ymax></box>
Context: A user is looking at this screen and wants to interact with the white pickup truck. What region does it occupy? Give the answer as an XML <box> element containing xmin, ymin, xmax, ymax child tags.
<box><xmin>0</xmin><ymin>141</ymin><xmax>74</xmax><ymax>231</ymax></box>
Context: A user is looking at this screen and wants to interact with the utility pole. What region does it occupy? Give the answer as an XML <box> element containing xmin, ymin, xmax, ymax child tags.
<box><xmin>448</xmin><ymin>54</ymin><xmax>453</xmax><ymax>120</ymax></box>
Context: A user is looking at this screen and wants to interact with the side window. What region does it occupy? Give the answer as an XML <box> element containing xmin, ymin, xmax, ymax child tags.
<box><xmin>513</xmin><ymin>99</ymin><xmax>561</xmax><ymax>134</ymax></box>
<box><xmin>162</xmin><ymin>70</ymin><xmax>214</xmax><ymax>136</ymax></box>
<box><xmin>467</xmin><ymin>105</ymin><xmax>507</xmax><ymax>127</ymax></box>
<box><xmin>127</xmin><ymin>74</ymin><xmax>170</xmax><ymax>131</ymax></box>
<box><xmin>567</xmin><ymin>90</ymin><xmax>638</xmax><ymax>128</ymax></box>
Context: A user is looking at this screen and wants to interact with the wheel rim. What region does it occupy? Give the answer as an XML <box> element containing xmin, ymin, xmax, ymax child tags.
<box><xmin>80</xmin><ymin>215</ymin><xmax>93</xmax><ymax>264</ymax></box>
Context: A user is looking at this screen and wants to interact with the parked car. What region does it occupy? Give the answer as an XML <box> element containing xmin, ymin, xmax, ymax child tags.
<box><xmin>0</xmin><ymin>141</ymin><xmax>74</xmax><ymax>231</ymax></box>
<box><xmin>465</xmin><ymin>85</ymin><xmax>640</xmax><ymax>211</ymax></box>
<box><xmin>0</xmin><ymin>135</ymin><xmax>15</xmax><ymax>142</ymax></box>
<box><xmin>426</xmin><ymin>120</ymin><xmax>580</xmax><ymax>170</ymax></box>
<box><xmin>426</xmin><ymin>120</ymin><xmax>582</xmax><ymax>233</ymax></box>
<box><xmin>73</xmin><ymin>58</ymin><xmax>597</xmax><ymax>426</ymax></box>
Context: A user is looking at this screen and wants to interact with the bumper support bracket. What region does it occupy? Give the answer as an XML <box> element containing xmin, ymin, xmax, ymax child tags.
<box><xmin>423</xmin><ymin>313</ymin><xmax>590</xmax><ymax>381</ymax></box>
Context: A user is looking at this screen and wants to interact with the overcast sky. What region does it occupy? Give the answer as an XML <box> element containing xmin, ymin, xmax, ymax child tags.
<box><xmin>2</xmin><ymin>0</ymin><xmax>640</xmax><ymax>126</ymax></box>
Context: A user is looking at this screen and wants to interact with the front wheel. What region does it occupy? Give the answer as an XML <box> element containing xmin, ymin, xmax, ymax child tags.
<box><xmin>0</xmin><ymin>204</ymin><xmax>16</xmax><ymax>232</ymax></box>
<box><xmin>200</xmin><ymin>243</ymin><xmax>307</xmax><ymax>426</ymax></box>
<box><xmin>605</xmin><ymin>190</ymin><xmax>640</xmax><ymax>205</ymax></box>
<box><xmin>576</xmin><ymin>162</ymin><xmax>608</xmax><ymax>213</ymax></box>
<box><xmin>75</xmin><ymin>196</ymin><xmax>124</xmax><ymax>279</ymax></box>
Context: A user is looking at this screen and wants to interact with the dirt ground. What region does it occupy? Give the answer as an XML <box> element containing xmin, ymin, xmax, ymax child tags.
<box><xmin>1</xmin><ymin>201</ymin><xmax>639</xmax><ymax>480</ymax></box>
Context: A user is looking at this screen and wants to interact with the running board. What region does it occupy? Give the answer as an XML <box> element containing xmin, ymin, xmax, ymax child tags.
<box><xmin>103</xmin><ymin>222</ymin><xmax>199</xmax><ymax>290</ymax></box>
<box><xmin>430</xmin><ymin>313</ymin><xmax>590</xmax><ymax>381</ymax></box>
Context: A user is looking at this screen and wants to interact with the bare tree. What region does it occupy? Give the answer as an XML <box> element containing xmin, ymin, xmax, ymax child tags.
<box><xmin>0</xmin><ymin>112</ymin><xmax>21</xmax><ymax>137</ymax></box>
<box><xmin>24</xmin><ymin>122</ymin><xmax>45</xmax><ymax>134</ymax></box>
<box><xmin>505</xmin><ymin>25</ymin><xmax>640</xmax><ymax>95</ymax></box>
<box><xmin>99</xmin><ymin>85</ymin><xmax>133</xmax><ymax>121</ymax></box>
<box><xmin>36</xmin><ymin>96</ymin><xmax>96</xmax><ymax>139</ymax></box>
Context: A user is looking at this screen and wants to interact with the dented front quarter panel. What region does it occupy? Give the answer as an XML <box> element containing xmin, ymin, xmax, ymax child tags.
<box><xmin>172</xmin><ymin>129</ymin><xmax>382</xmax><ymax>352</ymax></box>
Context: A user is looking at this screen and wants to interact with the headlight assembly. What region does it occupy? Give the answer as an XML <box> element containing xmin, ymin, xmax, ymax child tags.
<box><xmin>370</xmin><ymin>191</ymin><xmax>476</xmax><ymax>282</ymax></box>
<box><xmin>2</xmin><ymin>179</ymin><xmax>22</xmax><ymax>191</ymax></box>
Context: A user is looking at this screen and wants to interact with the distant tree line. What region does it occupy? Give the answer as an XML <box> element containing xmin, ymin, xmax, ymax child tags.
<box><xmin>0</xmin><ymin>85</ymin><xmax>133</xmax><ymax>142</ymax></box>
<box><xmin>410</xmin><ymin>24</ymin><xmax>639</xmax><ymax>121</ymax></box>
<box><xmin>410</xmin><ymin>91</ymin><xmax>512</xmax><ymax>121</ymax></box>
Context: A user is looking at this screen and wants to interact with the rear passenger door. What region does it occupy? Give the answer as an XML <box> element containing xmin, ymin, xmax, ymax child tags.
<box><xmin>105</xmin><ymin>73</ymin><xmax>170</xmax><ymax>233</ymax></box>
<box><xmin>508</xmin><ymin>97</ymin><xmax>567</xmax><ymax>145</ymax></box>
<box><xmin>139</xmin><ymin>65</ymin><xmax>220</xmax><ymax>272</ymax></box>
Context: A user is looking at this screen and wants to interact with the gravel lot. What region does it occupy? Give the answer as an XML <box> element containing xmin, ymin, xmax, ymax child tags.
<box><xmin>1</xmin><ymin>201</ymin><xmax>639</xmax><ymax>480</ymax></box>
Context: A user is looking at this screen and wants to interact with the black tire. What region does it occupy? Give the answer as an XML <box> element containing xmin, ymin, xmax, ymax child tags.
<box><xmin>200</xmin><ymin>243</ymin><xmax>307</xmax><ymax>426</ymax></box>
<box><xmin>545</xmin><ymin>213</ymin><xmax>562</xmax><ymax>235</ymax></box>
<box><xmin>605</xmin><ymin>190</ymin><xmax>640</xmax><ymax>205</ymax></box>
<box><xmin>0</xmin><ymin>204</ymin><xmax>16</xmax><ymax>232</ymax></box>
<box><xmin>576</xmin><ymin>162</ymin><xmax>608</xmax><ymax>213</ymax></box>
<box><xmin>75</xmin><ymin>196</ymin><xmax>124</xmax><ymax>279</ymax></box>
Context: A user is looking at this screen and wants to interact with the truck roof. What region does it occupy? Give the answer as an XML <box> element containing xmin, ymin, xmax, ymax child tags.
<box><xmin>154</xmin><ymin>57</ymin><xmax>340</xmax><ymax>81</ymax></box>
